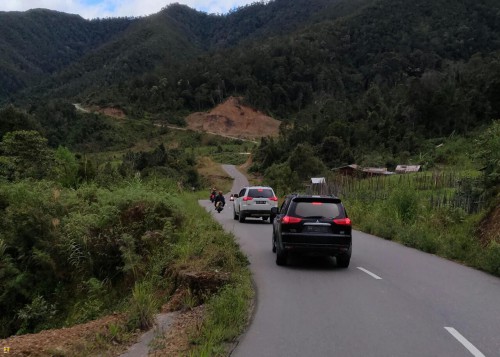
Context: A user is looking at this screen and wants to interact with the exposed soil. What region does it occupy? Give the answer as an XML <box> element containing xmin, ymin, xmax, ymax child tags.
<box><xmin>148</xmin><ymin>305</ymin><xmax>205</xmax><ymax>356</ymax></box>
<box><xmin>91</xmin><ymin>106</ymin><xmax>127</xmax><ymax>119</ymax></box>
<box><xmin>185</xmin><ymin>96</ymin><xmax>280</xmax><ymax>139</ymax></box>
<box><xmin>0</xmin><ymin>314</ymin><xmax>127</xmax><ymax>357</ymax></box>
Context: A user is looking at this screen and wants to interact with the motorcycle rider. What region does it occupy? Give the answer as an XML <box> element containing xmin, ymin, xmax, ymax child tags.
<box><xmin>210</xmin><ymin>188</ymin><xmax>217</xmax><ymax>202</ymax></box>
<box><xmin>214</xmin><ymin>191</ymin><xmax>225</xmax><ymax>210</ymax></box>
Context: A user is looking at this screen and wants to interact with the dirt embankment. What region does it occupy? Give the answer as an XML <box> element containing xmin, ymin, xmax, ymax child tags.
<box><xmin>185</xmin><ymin>96</ymin><xmax>280</xmax><ymax>139</ymax></box>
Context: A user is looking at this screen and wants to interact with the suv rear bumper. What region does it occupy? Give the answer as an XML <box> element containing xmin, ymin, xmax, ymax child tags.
<box><xmin>241</xmin><ymin>209</ymin><xmax>274</xmax><ymax>217</ymax></box>
<box><xmin>281</xmin><ymin>233</ymin><xmax>351</xmax><ymax>254</ymax></box>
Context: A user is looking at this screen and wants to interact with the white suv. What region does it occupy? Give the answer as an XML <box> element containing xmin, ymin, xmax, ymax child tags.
<box><xmin>233</xmin><ymin>186</ymin><xmax>278</xmax><ymax>223</ymax></box>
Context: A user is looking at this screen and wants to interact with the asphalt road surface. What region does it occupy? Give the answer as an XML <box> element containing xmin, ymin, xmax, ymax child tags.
<box><xmin>201</xmin><ymin>165</ymin><xmax>500</xmax><ymax>357</ymax></box>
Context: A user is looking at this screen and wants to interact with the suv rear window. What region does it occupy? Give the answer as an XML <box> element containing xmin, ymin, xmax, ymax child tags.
<box><xmin>248</xmin><ymin>189</ymin><xmax>274</xmax><ymax>198</ymax></box>
<box><xmin>292</xmin><ymin>202</ymin><xmax>342</xmax><ymax>219</ymax></box>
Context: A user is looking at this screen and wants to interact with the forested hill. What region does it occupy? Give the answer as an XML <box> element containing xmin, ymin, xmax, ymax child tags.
<box><xmin>0</xmin><ymin>9</ymin><xmax>134</xmax><ymax>99</ymax></box>
<box><xmin>1</xmin><ymin>0</ymin><xmax>360</xmax><ymax>104</ymax></box>
<box><xmin>91</xmin><ymin>0</ymin><xmax>500</xmax><ymax>126</ymax></box>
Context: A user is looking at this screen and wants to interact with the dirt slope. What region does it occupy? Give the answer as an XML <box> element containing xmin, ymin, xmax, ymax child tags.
<box><xmin>185</xmin><ymin>97</ymin><xmax>280</xmax><ymax>139</ymax></box>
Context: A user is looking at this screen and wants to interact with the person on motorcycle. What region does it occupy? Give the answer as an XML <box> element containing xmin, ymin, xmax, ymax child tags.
<box><xmin>210</xmin><ymin>188</ymin><xmax>217</xmax><ymax>202</ymax></box>
<box><xmin>214</xmin><ymin>191</ymin><xmax>225</xmax><ymax>210</ymax></box>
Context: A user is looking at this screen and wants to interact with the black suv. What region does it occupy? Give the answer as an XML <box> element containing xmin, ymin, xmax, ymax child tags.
<box><xmin>271</xmin><ymin>194</ymin><xmax>352</xmax><ymax>267</ymax></box>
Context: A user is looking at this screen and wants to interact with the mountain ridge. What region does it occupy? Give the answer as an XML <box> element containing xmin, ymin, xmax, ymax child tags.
<box><xmin>0</xmin><ymin>0</ymin><xmax>364</xmax><ymax>103</ymax></box>
<box><xmin>1</xmin><ymin>0</ymin><xmax>500</xmax><ymax>167</ymax></box>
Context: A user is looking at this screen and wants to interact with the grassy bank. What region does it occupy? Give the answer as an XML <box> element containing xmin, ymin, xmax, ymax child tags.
<box><xmin>341</xmin><ymin>177</ymin><xmax>500</xmax><ymax>277</ymax></box>
<box><xmin>0</xmin><ymin>177</ymin><xmax>253</xmax><ymax>355</ymax></box>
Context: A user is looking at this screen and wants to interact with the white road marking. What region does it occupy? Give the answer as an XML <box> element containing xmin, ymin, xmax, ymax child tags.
<box><xmin>357</xmin><ymin>267</ymin><xmax>382</xmax><ymax>280</ymax></box>
<box><xmin>444</xmin><ymin>327</ymin><xmax>485</xmax><ymax>357</ymax></box>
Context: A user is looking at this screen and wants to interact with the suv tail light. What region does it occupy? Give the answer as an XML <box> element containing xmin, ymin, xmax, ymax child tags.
<box><xmin>282</xmin><ymin>216</ymin><xmax>302</xmax><ymax>224</ymax></box>
<box><xmin>242</xmin><ymin>196</ymin><xmax>253</xmax><ymax>201</ymax></box>
<box><xmin>333</xmin><ymin>218</ymin><xmax>351</xmax><ymax>226</ymax></box>
<box><xmin>270</xmin><ymin>196</ymin><xmax>278</xmax><ymax>201</ymax></box>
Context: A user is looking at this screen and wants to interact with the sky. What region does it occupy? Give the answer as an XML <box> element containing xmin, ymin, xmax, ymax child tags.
<box><xmin>0</xmin><ymin>0</ymin><xmax>266</xmax><ymax>19</ymax></box>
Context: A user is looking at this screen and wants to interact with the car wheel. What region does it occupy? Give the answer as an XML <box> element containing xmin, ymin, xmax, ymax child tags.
<box><xmin>336</xmin><ymin>254</ymin><xmax>350</xmax><ymax>268</ymax></box>
<box><xmin>238</xmin><ymin>211</ymin><xmax>245</xmax><ymax>223</ymax></box>
<box><xmin>233</xmin><ymin>208</ymin><xmax>238</xmax><ymax>220</ymax></box>
<box><xmin>272</xmin><ymin>234</ymin><xmax>276</xmax><ymax>253</ymax></box>
<box><xmin>270</xmin><ymin>214</ymin><xmax>275</xmax><ymax>224</ymax></box>
<box><xmin>276</xmin><ymin>246</ymin><xmax>287</xmax><ymax>266</ymax></box>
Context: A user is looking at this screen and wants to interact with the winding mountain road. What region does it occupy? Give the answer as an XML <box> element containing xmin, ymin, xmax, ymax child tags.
<box><xmin>201</xmin><ymin>165</ymin><xmax>500</xmax><ymax>357</ymax></box>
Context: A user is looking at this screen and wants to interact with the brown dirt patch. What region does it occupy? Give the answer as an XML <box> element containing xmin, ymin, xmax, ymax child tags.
<box><xmin>0</xmin><ymin>314</ymin><xmax>127</xmax><ymax>357</ymax></box>
<box><xmin>185</xmin><ymin>97</ymin><xmax>280</xmax><ymax>140</ymax></box>
<box><xmin>93</xmin><ymin>107</ymin><xmax>127</xmax><ymax>119</ymax></box>
<box><xmin>149</xmin><ymin>305</ymin><xmax>205</xmax><ymax>356</ymax></box>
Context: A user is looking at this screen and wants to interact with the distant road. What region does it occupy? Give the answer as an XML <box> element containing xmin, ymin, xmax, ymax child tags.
<box><xmin>73</xmin><ymin>103</ymin><xmax>90</xmax><ymax>113</ymax></box>
<box><xmin>200</xmin><ymin>165</ymin><xmax>500</xmax><ymax>357</ymax></box>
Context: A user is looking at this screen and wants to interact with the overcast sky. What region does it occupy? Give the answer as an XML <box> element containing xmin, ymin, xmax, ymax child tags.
<box><xmin>0</xmin><ymin>0</ymin><xmax>267</xmax><ymax>19</ymax></box>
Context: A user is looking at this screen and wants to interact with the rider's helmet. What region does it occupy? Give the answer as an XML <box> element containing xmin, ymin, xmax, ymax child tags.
<box><xmin>219</xmin><ymin>191</ymin><xmax>223</xmax><ymax>195</ymax></box>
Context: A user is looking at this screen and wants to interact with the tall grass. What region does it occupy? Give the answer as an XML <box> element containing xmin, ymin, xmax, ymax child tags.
<box><xmin>343</xmin><ymin>176</ymin><xmax>498</xmax><ymax>276</ymax></box>
<box><xmin>189</xmin><ymin>272</ymin><xmax>253</xmax><ymax>356</ymax></box>
<box><xmin>128</xmin><ymin>281</ymin><xmax>159</xmax><ymax>330</ymax></box>
<box><xmin>169</xmin><ymin>195</ymin><xmax>253</xmax><ymax>355</ymax></box>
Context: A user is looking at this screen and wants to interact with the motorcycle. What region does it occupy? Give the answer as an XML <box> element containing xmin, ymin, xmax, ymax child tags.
<box><xmin>215</xmin><ymin>201</ymin><xmax>224</xmax><ymax>213</ymax></box>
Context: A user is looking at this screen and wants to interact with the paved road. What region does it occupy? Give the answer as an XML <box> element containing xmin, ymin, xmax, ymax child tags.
<box><xmin>201</xmin><ymin>165</ymin><xmax>500</xmax><ymax>357</ymax></box>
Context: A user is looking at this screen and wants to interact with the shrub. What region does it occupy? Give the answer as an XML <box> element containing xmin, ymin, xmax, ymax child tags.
<box><xmin>482</xmin><ymin>241</ymin><xmax>500</xmax><ymax>276</ymax></box>
<box><xmin>67</xmin><ymin>278</ymin><xmax>109</xmax><ymax>325</ymax></box>
<box><xmin>127</xmin><ymin>281</ymin><xmax>159</xmax><ymax>330</ymax></box>
<box><xmin>398</xmin><ymin>225</ymin><xmax>438</xmax><ymax>254</ymax></box>
<box><xmin>388</xmin><ymin>187</ymin><xmax>421</xmax><ymax>224</ymax></box>
<box><xmin>17</xmin><ymin>296</ymin><xmax>57</xmax><ymax>334</ymax></box>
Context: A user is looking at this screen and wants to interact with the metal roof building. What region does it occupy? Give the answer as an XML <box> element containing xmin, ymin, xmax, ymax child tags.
<box><xmin>395</xmin><ymin>165</ymin><xmax>421</xmax><ymax>174</ymax></box>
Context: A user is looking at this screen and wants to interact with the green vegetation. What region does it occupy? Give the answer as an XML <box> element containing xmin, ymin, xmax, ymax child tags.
<box><xmin>189</xmin><ymin>272</ymin><xmax>253</xmax><ymax>356</ymax></box>
<box><xmin>0</xmin><ymin>177</ymin><xmax>179</xmax><ymax>336</ymax></box>
<box><xmin>0</xmin><ymin>9</ymin><xmax>133</xmax><ymax>99</ymax></box>
<box><xmin>178</xmin><ymin>198</ymin><xmax>254</xmax><ymax>356</ymax></box>
<box><xmin>0</xmin><ymin>176</ymin><xmax>253</xmax><ymax>353</ymax></box>
<box><xmin>189</xmin><ymin>138</ymin><xmax>255</xmax><ymax>166</ymax></box>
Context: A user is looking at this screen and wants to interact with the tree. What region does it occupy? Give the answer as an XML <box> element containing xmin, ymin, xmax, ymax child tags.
<box><xmin>0</xmin><ymin>106</ymin><xmax>40</xmax><ymax>139</ymax></box>
<box><xmin>475</xmin><ymin>120</ymin><xmax>500</xmax><ymax>203</ymax></box>
<box><xmin>264</xmin><ymin>162</ymin><xmax>301</xmax><ymax>196</ymax></box>
<box><xmin>288</xmin><ymin>143</ymin><xmax>327</xmax><ymax>181</ymax></box>
<box><xmin>319</xmin><ymin>136</ymin><xmax>343</xmax><ymax>167</ymax></box>
<box><xmin>0</xmin><ymin>131</ymin><xmax>52</xmax><ymax>180</ymax></box>
<box><xmin>52</xmin><ymin>146</ymin><xmax>79</xmax><ymax>188</ymax></box>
